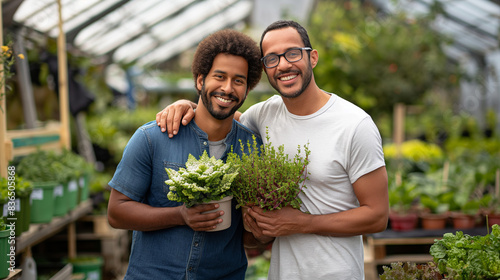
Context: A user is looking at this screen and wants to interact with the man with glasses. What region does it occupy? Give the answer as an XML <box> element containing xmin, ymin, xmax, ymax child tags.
<box><xmin>156</xmin><ymin>20</ymin><xmax>389</xmax><ymax>279</ymax></box>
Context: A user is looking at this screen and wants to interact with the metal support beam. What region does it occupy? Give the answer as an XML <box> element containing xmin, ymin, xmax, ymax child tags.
<box><xmin>15</xmin><ymin>29</ymin><xmax>38</xmax><ymax>129</ymax></box>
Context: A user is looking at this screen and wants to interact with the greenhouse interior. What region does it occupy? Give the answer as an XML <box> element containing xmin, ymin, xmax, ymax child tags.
<box><xmin>1</xmin><ymin>0</ymin><xmax>500</xmax><ymax>279</ymax></box>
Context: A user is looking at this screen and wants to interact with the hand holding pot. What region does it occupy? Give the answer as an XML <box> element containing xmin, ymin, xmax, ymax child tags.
<box><xmin>180</xmin><ymin>203</ymin><xmax>223</xmax><ymax>231</ymax></box>
<box><xmin>247</xmin><ymin>206</ymin><xmax>305</xmax><ymax>237</ymax></box>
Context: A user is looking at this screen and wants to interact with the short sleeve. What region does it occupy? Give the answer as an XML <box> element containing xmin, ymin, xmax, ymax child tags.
<box><xmin>347</xmin><ymin>116</ymin><xmax>386</xmax><ymax>184</ymax></box>
<box><xmin>108</xmin><ymin>128</ymin><xmax>153</xmax><ymax>201</ymax></box>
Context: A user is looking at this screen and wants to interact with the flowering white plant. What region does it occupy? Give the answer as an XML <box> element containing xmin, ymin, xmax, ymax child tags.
<box><xmin>165</xmin><ymin>151</ymin><xmax>239</xmax><ymax>207</ymax></box>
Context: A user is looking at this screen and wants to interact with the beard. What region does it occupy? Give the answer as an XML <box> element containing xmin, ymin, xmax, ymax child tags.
<box><xmin>200</xmin><ymin>84</ymin><xmax>245</xmax><ymax>120</ymax></box>
<box><xmin>269</xmin><ymin>62</ymin><xmax>313</xmax><ymax>99</ymax></box>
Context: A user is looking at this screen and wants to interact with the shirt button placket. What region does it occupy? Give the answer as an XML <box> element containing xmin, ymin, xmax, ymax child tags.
<box><xmin>186</xmin><ymin>232</ymin><xmax>204</xmax><ymax>279</ymax></box>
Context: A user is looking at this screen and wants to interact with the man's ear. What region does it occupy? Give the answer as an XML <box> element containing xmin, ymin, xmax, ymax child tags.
<box><xmin>196</xmin><ymin>74</ymin><xmax>204</xmax><ymax>91</ymax></box>
<box><xmin>310</xmin><ymin>49</ymin><xmax>319</xmax><ymax>68</ymax></box>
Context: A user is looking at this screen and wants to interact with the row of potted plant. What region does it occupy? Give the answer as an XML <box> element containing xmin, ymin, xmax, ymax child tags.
<box><xmin>384</xmin><ymin>140</ymin><xmax>500</xmax><ymax>231</ymax></box>
<box><xmin>0</xmin><ymin>149</ymin><xmax>94</xmax><ymax>230</ymax></box>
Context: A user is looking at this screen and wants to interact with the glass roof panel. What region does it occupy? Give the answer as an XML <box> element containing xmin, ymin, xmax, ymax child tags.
<box><xmin>75</xmin><ymin>0</ymin><xmax>186</xmax><ymax>54</ymax></box>
<box><xmin>129</xmin><ymin>0</ymin><xmax>252</xmax><ymax>66</ymax></box>
<box><xmin>11</xmin><ymin>0</ymin><xmax>498</xmax><ymax>66</ymax></box>
<box><xmin>114</xmin><ymin>0</ymin><xmax>248</xmax><ymax>65</ymax></box>
<box><xmin>376</xmin><ymin>0</ymin><xmax>499</xmax><ymax>58</ymax></box>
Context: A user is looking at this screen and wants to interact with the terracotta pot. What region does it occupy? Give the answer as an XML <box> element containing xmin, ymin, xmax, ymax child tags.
<box><xmin>450</xmin><ymin>212</ymin><xmax>476</xmax><ymax>229</ymax></box>
<box><xmin>486</xmin><ymin>213</ymin><xmax>500</xmax><ymax>228</ymax></box>
<box><xmin>419</xmin><ymin>213</ymin><xmax>448</xmax><ymax>230</ymax></box>
<box><xmin>389</xmin><ymin>212</ymin><xmax>418</xmax><ymax>231</ymax></box>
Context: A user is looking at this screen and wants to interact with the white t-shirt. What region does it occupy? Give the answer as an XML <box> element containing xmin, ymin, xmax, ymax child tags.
<box><xmin>240</xmin><ymin>93</ymin><xmax>385</xmax><ymax>280</ymax></box>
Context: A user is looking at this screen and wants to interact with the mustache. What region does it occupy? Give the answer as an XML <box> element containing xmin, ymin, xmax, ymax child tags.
<box><xmin>210</xmin><ymin>91</ymin><xmax>239</xmax><ymax>102</ymax></box>
<box><xmin>274</xmin><ymin>70</ymin><xmax>300</xmax><ymax>79</ymax></box>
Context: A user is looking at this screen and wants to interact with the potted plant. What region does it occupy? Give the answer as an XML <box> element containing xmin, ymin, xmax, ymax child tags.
<box><xmin>165</xmin><ymin>151</ymin><xmax>239</xmax><ymax>231</ymax></box>
<box><xmin>411</xmin><ymin>171</ymin><xmax>452</xmax><ymax>229</ymax></box>
<box><xmin>16</xmin><ymin>150</ymin><xmax>61</xmax><ymax>223</ymax></box>
<box><xmin>481</xmin><ymin>193</ymin><xmax>500</xmax><ymax>228</ymax></box>
<box><xmin>59</xmin><ymin>150</ymin><xmax>93</xmax><ymax>210</ymax></box>
<box><xmin>226</xmin><ymin>132</ymin><xmax>310</xmax><ymax>230</ymax></box>
<box><xmin>0</xmin><ymin>175</ymin><xmax>33</xmax><ymax>235</ymax></box>
<box><xmin>13</xmin><ymin>176</ymin><xmax>33</xmax><ymax>235</ymax></box>
<box><xmin>387</xmin><ymin>177</ymin><xmax>420</xmax><ymax>231</ymax></box>
<box><xmin>0</xmin><ymin>218</ymin><xmax>10</xmax><ymax>278</ymax></box>
<box><xmin>446</xmin><ymin>163</ymin><xmax>483</xmax><ymax>229</ymax></box>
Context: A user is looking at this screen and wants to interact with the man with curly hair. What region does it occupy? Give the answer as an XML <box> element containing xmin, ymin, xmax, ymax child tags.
<box><xmin>107</xmin><ymin>29</ymin><xmax>264</xmax><ymax>279</ymax></box>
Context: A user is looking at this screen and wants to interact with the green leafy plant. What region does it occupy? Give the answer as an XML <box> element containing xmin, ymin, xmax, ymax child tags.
<box><xmin>14</xmin><ymin>176</ymin><xmax>33</xmax><ymax>198</ymax></box>
<box><xmin>429</xmin><ymin>224</ymin><xmax>500</xmax><ymax>279</ymax></box>
<box><xmin>0</xmin><ymin>177</ymin><xmax>10</xmax><ymax>205</ymax></box>
<box><xmin>482</xmin><ymin>194</ymin><xmax>500</xmax><ymax>216</ymax></box>
<box><xmin>388</xmin><ymin>177</ymin><xmax>420</xmax><ymax>214</ymax></box>
<box><xmin>59</xmin><ymin>149</ymin><xmax>94</xmax><ymax>180</ymax></box>
<box><xmin>16</xmin><ymin>150</ymin><xmax>65</xmax><ymax>182</ymax></box>
<box><xmin>226</xmin><ymin>131</ymin><xmax>310</xmax><ymax>211</ymax></box>
<box><xmin>165</xmin><ymin>151</ymin><xmax>239</xmax><ymax>207</ymax></box>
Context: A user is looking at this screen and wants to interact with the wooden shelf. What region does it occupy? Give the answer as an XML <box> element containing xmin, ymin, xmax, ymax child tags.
<box><xmin>15</xmin><ymin>200</ymin><xmax>93</xmax><ymax>254</ymax></box>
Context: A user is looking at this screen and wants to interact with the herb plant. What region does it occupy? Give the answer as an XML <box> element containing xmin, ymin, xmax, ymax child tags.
<box><xmin>165</xmin><ymin>151</ymin><xmax>239</xmax><ymax>207</ymax></box>
<box><xmin>226</xmin><ymin>131</ymin><xmax>310</xmax><ymax>211</ymax></box>
<box><xmin>429</xmin><ymin>224</ymin><xmax>500</xmax><ymax>279</ymax></box>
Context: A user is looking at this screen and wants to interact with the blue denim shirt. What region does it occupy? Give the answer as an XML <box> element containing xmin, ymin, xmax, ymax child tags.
<box><xmin>109</xmin><ymin>120</ymin><xmax>262</xmax><ymax>280</ymax></box>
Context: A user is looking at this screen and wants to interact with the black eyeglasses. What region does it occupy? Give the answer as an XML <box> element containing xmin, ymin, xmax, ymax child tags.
<box><xmin>261</xmin><ymin>47</ymin><xmax>312</xmax><ymax>68</ymax></box>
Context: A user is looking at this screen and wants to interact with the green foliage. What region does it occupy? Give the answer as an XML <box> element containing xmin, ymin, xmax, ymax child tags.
<box><xmin>382</xmin><ymin>226</ymin><xmax>500</xmax><ymax>279</ymax></box>
<box><xmin>86</xmin><ymin>106</ymin><xmax>162</xmax><ymax>165</ymax></box>
<box><xmin>388</xmin><ymin>177</ymin><xmax>420</xmax><ymax>214</ymax></box>
<box><xmin>308</xmin><ymin>1</ymin><xmax>462</xmax><ymax>117</ymax></box>
<box><xmin>59</xmin><ymin>149</ymin><xmax>94</xmax><ymax>179</ymax></box>
<box><xmin>0</xmin><ymin>177</ymin><xmax>9</xmax><ymax>204</ymax></box>
<box><xmin>226</xmin><ymin>131</ymin><xmax>310</xmax><ymax>211</ymax></box>
<box><xmin>16</xmin><ymin>149</ymin><xmax>92</xmax><ymax>184</ymax></box>
<box><xmin>165</xmin><ymin>151</ymin><xmax>239</xmax><ymax>207</ymax></box>
<box><xmin>13</xmin><ymin>176</ymin><xmax>33</xmax><ymax>197</ymax></box>
<box><xmin>16</xmin><ymin>150</ymin><xmax>63</xmax><ymax>182</ymax></box>
<box><xmin>245</xmin><ymin>255</ymin><xmax>271</xmax><ymax>280</ymax></box>
<box><xmin>429</xmin><ymin>224</ymin><xmax>500</xmax><ymax>279</ymax></box>
<box><xmin>410</xmin><ymin>170</ymin><xmax>453</xmax><ymax>214</ymax></box>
